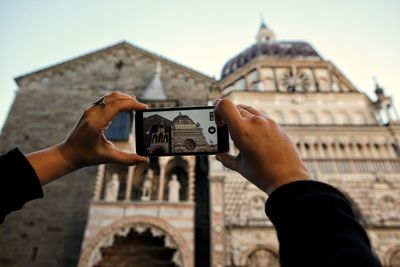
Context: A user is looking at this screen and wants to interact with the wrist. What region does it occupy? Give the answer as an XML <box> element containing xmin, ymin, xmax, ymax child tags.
<box><xmin>55</xmin><ymin>142</ymin><xmax>80</xmax><ymax>172</ymax></box>
<box><xmin>26</xmin><ymin>144</ymin><xmax>78</xmax><ymax>185</ymax></box>
<box><xmin>266</xmin><ymin>169</ymin><xmax>311</xmax><ymax>195</ymax></box>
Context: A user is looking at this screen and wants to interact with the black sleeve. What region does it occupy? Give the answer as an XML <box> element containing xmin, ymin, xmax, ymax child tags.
<box><xmin>0</xmin><ymin>148</ymin><xmax>43</xmax><ymax>223</ymax></box>
<box><xmin>265</xmin><ymin>180</ymin><xmax>382</xmax><ymax>267</ymax></box>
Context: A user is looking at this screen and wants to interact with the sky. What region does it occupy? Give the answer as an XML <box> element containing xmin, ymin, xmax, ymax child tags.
<box><xmin>1</xmin><ymin>0</ymin><xmax>399</xmax><ymax>130</ymax></box>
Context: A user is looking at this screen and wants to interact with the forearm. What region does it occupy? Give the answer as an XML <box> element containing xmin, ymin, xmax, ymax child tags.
<box><xmin>26</xmin><ymin>144</ymin><xmax>77</xmax><ymax>185</ymax></box>
<box><xmin>265</xmin><ymin>181</ymin><xmax>381</xmax><ymax>267</ymax></box>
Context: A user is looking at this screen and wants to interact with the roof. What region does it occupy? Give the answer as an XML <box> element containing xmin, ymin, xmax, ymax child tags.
<box><xmin>221</xmin><ymin>41</ymin><xmax>322</xmax><ymax>79</ymax></box>
<box><xmin>15</xmin><ymin>41</ymin><xmax>215</xmax><ymax>85</ymax></box>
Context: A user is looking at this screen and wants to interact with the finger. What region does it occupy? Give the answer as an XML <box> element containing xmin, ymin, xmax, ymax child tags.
<box><xmin>104</xmin><ymin>91</ymin><xmax>136</xmax><ymax>104</ymax></box>
<box><xmin>213</xmin><ymin>98</ymin><xmax>222</xmax><ymax>105</ymax></box>
<box><xmin>90</xmin><ymin>92</ymin><xmax>137</xmax><ymax>114</ymax></box>
<box><xmin>237</xmin><ymin>104</ymin><xmax>262</xmax><ymax>116</ymax></box>
<box><xmin>100</xmin><ymin>98</ymin><xmax>148</xmax><ymax>127</ymax></box>
<box><xmin>238</xmin><ymin>107</ymin><xmax>253</xmax><ymax>119</ymax></box>
<box><xmin>215</xmin><ymin>99</ymin><xmax>243</xmax><ymax>138</ymax></box>
<box><xmin>110</xmin><ymin>150</ymin><xmax>149</xmax><ymax>165</ymax></box>
<box><xmin>215</xmin><ymin>153</ymin><xmax>238</xmax><ymax>171</ymax></box>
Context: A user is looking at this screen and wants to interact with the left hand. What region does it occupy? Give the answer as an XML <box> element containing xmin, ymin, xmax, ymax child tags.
<box><xmin>57</xmin><ymin>91</ymin><xmax>149</xmax><ymax>170</ymax></box>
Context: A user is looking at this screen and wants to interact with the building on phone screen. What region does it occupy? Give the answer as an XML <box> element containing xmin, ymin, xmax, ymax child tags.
<box><xmin>1</xmin><ymin>21</ymin><xmax>400</xmax><ymax>267</ymax></box>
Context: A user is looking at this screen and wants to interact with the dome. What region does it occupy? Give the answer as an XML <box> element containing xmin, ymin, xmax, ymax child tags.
<box><xmin>173</xmin><ymin>113</ymin><xmax>195</xmax><ymax>124</ymax></box>
<box><xmin>221</xmin><ymin>41</ymin><xmax>322</xmax><ymax>79</ymax></box>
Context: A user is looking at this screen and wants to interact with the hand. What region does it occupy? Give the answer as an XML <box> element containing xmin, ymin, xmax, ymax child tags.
<box><xmin>27</xmin><ymin>92</ymin><xmax>149</xmax><ymax>185</ymax></box>
<box><xmin>58</xmin><ymin>92</ymin><xmax>149</xmax><ymax>168</ymax></box>
<box><xmin>214</xmin><ymin>99</ymin><xmax>310</xmax><ymax>194</ymax></box>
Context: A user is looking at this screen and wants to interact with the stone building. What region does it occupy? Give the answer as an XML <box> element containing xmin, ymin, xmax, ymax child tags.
<box><xmin>1</xmin><ymin>22</ymin><xmax>400</xmax><ymax>267</ymax></box>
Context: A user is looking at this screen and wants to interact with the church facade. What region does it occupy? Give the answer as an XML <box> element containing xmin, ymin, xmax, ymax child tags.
<box><xmin>0</xmin><ymin>22</ymin><xmax>400</xmax><ymax>267</ymax></box>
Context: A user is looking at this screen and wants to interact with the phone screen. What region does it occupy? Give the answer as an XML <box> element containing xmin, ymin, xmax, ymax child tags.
<box><xmin>135</xmin><ymin>106</ymin><xmax>229</xmax><ymax>156</ymax></box>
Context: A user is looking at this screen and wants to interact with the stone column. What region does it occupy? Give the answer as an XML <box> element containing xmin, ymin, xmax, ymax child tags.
<box><xmin>125</xmin><ymin>166</ymin><xmax>135</xmax><ymax>201</ymax></box>
<box><xmin>335</xmin><ymin>142</ymin><xmax>343</xmax><ymax>158</ymax></box>
<box><xmin>209</xmin><ymin>175</ymin><xmax>226</xmax><ymax>267</ymax></box>
<box><xmin>344</xmin><ymin>143</ymin><xmax>353</xmax><ymax>158</ymax></box>
<box><xmin>158</xmin><ymin>157</ymin><xmax>170</xmax><ymax>201</ymax></box>
<box><xmin>184</xmin><ymin>156</ymin><xmax>196</xmax><ymax>202</ymax></box>
<box><xmin>299</xmin><ymin>141</ymin><xmax>307</xmax><ymax>159</ymax></box>
<box><xmin>352</xmin><ymin>142</ymin><xmax>361</xmax><ymax>158</ymax></box>
<box><xmin>386</xmin><ymin>143</ymin><xmax>397</xmax><ymax>158</ymax></box>
<box><xmin>376</xmin><ymin>143</ymin><xmax>385</xmax><ymax>158</ymax></box>
<box><xmin>318</xmin><ymin>142</ymin><xmax>326</xmax><ymax>158</ymax></box>
<box><xmin>370</xmin><ymin>142</ymin><xmax>379</xmax><ymax>159</ymax></box>
<box><xmin>94</xmin><ymin>164</ymin><xmax>105</xmax><ymax>201</ymax></box>
<box><xmin>327</xmin><ymin>143</ymin><xmax>335</xmax><ymax>158</ymax></box>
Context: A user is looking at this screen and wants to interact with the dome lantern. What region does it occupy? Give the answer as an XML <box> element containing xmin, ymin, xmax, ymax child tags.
<box><xmin>256</xmin><ymin>18</ymin><xmax>276</xmax><ymax>43</ymax></box>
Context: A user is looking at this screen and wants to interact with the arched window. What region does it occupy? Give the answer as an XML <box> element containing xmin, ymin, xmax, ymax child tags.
<box><xmin>337</xmin><ymin>111</ymin><xmax>351</xmax><ymax>125</ymax></box>
<box><xmin>353</xmin><ymin>111</ymin><xmax>367</xmax><ymax>124</ymax></box>
<box><xmin>320</xmin><ymin>110</ymin><xmax>334</xmax><ymax>124</ymax></box>
<box><xmin>304</xmin><ymin>110</ymin><xmax>318</xmax><ymax>124</ymax></box>
<box><xmin>287</xmin><ymin>110</ymin><xmax>302</xmax><ymax>124</ymax></box>
<box><xmin>271</xmin><ymin>110</ymin><xmax>285</xmax><ymax>125</ymax></box>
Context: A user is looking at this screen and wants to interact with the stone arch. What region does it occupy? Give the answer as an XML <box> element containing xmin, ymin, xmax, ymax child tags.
<box><xmin>286</xmin><ymin>110</ymin><xmax>302</xmax><ymax>124</ymax></box>
<box><xmin>303</xmin><ymin>110</ymin><xmax>318</xmax><ymax>124</ymax></box>
<box><xmin>78</xmin><ymin>216</ymin><xmax>192</xmax><ymax>267</ymax></box>
<box><xmin>319</xmin><ymin>110</ymin><xmax>335</xmax><ymax>124</ymax></box>
<box><xmin>337</xmin><ymin>110</ymin><xmax>352</xmax><ymax>125</ymax></box>
<box><xmin>239</xmin><ymin>245</ymin><xmax>279</xmax><ymax>266</ymax></box>
<box><xmin>353</xmin><ymin>111</ymin><xmax>367</xmax><ymax>124</ymax></box>
<box><xmin>271</xmin><ymin>110</ymin><xmax>285</xmax><ymax>124</ymax></box>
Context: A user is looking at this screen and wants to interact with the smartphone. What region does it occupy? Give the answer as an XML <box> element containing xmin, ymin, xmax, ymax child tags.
<box><xmin>135</xmin><ymin>106</ymin><xmax>229</xmax><ymax>156</ymax></box>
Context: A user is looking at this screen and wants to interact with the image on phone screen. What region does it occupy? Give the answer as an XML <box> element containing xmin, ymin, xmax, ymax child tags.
<box><xmin>136</xmin><ymin>106</ymin><xmax>228</xmax><ymax>156</ymax></box>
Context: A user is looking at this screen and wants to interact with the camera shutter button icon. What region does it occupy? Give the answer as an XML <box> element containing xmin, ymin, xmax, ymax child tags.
<box><xmin>208</xmin><ymin>126</ymin><xmax>216</xmax><ymax>134</ymax></box>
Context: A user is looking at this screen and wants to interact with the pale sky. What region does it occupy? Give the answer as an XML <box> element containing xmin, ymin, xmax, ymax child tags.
<box><xmin>1</xmin><ymin>0</ymin><xmax>399</xmax><ymax>130</ymax></box>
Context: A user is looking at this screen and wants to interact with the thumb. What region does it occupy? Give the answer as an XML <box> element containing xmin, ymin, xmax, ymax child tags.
<box><xmin>216</xmin><ymin>153</ymin><xmax>238</xmax><ymax>171</ymax></box>
<box><xmin>110</xmin><ymin>151</ymin><xmax>149</xmax><ymax>166</ymax></box>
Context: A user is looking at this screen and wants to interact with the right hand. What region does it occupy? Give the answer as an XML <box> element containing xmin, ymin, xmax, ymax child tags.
<box><xmin>214</xmin><ymin>99</ymin><xmax>310</xmax><ymax>194</ymax></box>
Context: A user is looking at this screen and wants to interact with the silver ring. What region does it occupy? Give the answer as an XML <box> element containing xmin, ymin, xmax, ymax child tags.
<box><xmin>93</xmin><ymin>97</ymin><xmax>106</xmax><ymax>107</ymax></box>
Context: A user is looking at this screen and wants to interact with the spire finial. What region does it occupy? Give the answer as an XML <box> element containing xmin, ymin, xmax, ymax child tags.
<box><xmin>256</xmin><ymin>18</ymin><xmax>275</xmax><ymax>43</ymax></box>
<box><xmin>373</xmin><ymin>76</ymin><xmax>384</xmax><ymax>96</ymax></box>
<box><xmin>260</xmin><ymin>13</ymin><xmax>267</xmax><ymax>29</ymax></box>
